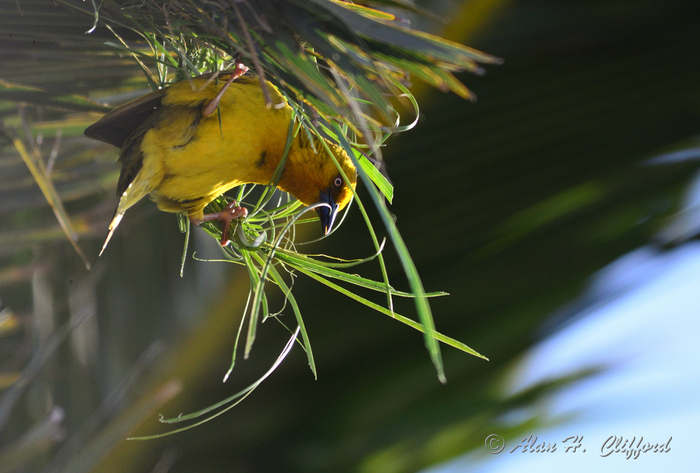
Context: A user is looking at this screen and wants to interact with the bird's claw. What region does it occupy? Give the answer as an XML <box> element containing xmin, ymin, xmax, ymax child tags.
<box><xmin>191</xmin><ymin>200</ymin><xmax>248</xmax><ymax>246</ymax></box>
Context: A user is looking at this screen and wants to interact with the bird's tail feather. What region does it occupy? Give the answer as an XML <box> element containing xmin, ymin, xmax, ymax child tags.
<box><xmin>99</xmin><ymin>168</ymin><xmax>154</xmax><ymax>256</ymax></box>
<box><xmin>99</xmin><ymin>213</ymin><xmax>124</xmax><ymax>256</ymax></box>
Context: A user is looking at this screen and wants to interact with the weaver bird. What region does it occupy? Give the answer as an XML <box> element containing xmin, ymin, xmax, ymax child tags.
<box><xmin>85</xmin><ymin>65</ymin><xmax>357</xmax><ymax>255</ymax></box>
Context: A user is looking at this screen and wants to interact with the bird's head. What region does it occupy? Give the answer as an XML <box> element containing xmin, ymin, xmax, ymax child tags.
<box><xmin>278</xmin><ymin>138</ymin><xmax>357</xmax><ymax>234</ymax></box>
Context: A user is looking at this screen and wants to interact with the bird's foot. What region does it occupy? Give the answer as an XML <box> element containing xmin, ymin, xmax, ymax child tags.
<box><xmin>190</xmin><ymin>200</ymin><xmax>248</xmax><ymax>246</ymax></box>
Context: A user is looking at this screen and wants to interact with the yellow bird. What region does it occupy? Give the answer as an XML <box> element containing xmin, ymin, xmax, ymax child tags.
<box><xmin>85</xmin><ymin>66</ymin><xmax>357</xmax><ymax>255</ymax></box>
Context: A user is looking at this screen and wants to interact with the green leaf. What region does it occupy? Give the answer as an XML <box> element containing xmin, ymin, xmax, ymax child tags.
<box><xmin>358</xmin><ymin>154</ymin><xmax>394</xmax><ymax>203</ymax></box>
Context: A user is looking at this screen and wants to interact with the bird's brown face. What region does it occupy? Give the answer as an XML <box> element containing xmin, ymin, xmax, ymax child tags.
<box><xmin>315</xmin><ymin>140</ymin><xmax>358</xmax><ymax>234</ymax></box>
<box><xmin>316</xmin><ymin>172</ymin><xmax>356</xmax><ymax>234</ymax></box>
<box><xmin>275</xmin><ymin>136</ymin><xmax>357</xmax><ymax>234</ymax></box>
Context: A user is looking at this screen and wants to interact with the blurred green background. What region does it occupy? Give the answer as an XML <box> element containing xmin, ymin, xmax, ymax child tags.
<box><xmin>1</xmin><ymin>1</ymin><xmax>699</xmax><ymax>472</ymax></box>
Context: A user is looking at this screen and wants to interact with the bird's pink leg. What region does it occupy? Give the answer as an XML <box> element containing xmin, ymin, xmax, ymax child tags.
<box><xmin>201</xmin><ymin>60</ymin><xmax>249</xmax><ymax>117</ymax></box>
<box><xmin>190</xmin><ymin>200</ymin><xmax>248</xmax><ymax>246</ymax></box>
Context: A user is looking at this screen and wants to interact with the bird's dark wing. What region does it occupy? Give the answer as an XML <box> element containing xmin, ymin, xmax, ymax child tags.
<box><xmin>84</xmin><ymin>89</ymin><xmax>168</xmax><ymax>149</ymax></box>
<box><xmin>115</xmin><ymin>102</ymin><xmax>202</xmax><ymax>197</ymax></box>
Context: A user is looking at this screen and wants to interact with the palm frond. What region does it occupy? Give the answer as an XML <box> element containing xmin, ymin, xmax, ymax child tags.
<box><xmin>57</xmin><ymin>0</ymin><xmax>500</xmax><ymax>138</ymax></box>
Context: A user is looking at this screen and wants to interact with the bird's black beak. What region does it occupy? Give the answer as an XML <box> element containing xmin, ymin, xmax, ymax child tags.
<box><xmin>316</xmin><ymin>189</ymin><xmax>339</xmax><ymax>235</ymax></box>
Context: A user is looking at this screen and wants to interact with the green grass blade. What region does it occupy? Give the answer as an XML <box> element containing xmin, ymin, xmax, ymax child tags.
<box><xmin>242</xmin><ymin>247</ymin><xmax>266</xmax><ymax>360</ymax></box>
<box><xmin>332</xmin><ymin>123</ymin><xmax>446</xmax><ymax>383</ymax></box>
<box><xmin>276</xmin><ymin>249</ymin><xmax>447</xmax><ymax>298</ymax></box>
<box><xmin>296</xmin><ymin>266</ymin><xmax>485</xmax><ymax>360</ymax></box>
<box><xmin>252</xmin><ymin>253</ymin><xmax>317</xmax><ymax>379</ymax></box>
<box><xmin>130</xmin><ymin>327</ymin><xmax>300</xmax><ymax>439</ymax></box>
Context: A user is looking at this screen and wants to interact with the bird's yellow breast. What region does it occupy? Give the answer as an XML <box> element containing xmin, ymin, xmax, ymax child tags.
<box><xmin>139</xmin><ymin>76</ymin><xmax>294</xmax><ymax>217</ymax></box>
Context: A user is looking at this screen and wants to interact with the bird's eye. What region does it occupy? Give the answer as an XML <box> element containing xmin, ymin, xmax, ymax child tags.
<box><xmin>333</xmin><ymin>177</ymin><xmax>343</xmax><ymax>188</ymax></box>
